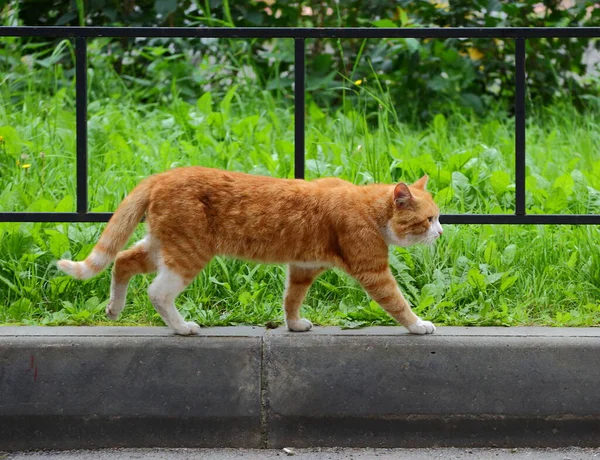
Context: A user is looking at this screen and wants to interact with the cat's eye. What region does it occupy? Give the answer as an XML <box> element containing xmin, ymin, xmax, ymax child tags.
<box><xmin>427</xmin><ymin>216</ymin><xmax>434</xmax><ymax>223</ymax></box>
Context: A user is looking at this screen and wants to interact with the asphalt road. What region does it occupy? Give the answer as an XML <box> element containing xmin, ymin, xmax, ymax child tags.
<box><xmin>3</xmin><ymin>448</ymin><xmax>600</xmax><ymax>460</ymax></box>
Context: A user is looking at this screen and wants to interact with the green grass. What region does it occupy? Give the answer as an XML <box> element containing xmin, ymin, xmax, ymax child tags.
<box><xmin>0</xmin><ymin>60</ymin><xmax>599</xmax><ymax>329</ymax></box>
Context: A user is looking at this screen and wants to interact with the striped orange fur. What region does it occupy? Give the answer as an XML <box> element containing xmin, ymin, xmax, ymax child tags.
<box><xmin>57</xmin><ymin>166</ymin><xmax>443</xmax><ymax>335</ymax></box>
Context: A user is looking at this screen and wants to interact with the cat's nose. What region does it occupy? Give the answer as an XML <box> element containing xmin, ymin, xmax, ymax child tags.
<box><xmin>438</xmin><ymin>229</ymin><xmax>443</xmax><ymax>237</ymax></box>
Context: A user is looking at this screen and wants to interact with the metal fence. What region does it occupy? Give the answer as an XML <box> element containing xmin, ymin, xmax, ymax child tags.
<box><xmin>1</xmin><ymin>26</ymin><xmax>599</xmax><ymax>225</ymax></box>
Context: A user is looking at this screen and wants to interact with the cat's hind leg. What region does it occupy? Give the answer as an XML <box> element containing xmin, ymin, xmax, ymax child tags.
<box><xmin>147</xmin><ymin>249</ymin><xmax>210</xmax><ymax>336</ymax></box>
<box><xmin>108</xmin><ymin>237</ymin><xmax>157</xmax><ymax>320</ymax></box>
<box><xmin>284</xmin><ymin>265</ymin><xmax>325</xmax><ymax>332</ymax></box>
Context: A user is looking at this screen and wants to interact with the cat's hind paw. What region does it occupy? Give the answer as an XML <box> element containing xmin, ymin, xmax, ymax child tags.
<box><xmin>106</xmin><ymin>301</ymin><xmax>120</xmax><ymax>320</ymax></box>
<box><xmin>407</xmin><ymin>318</ymin><xmax>436</xmax><ymax>335</ymax></box>
<box><xmin>174</xmin><ymin>321</ymin><xmax>201</xmax><ymax>336</ymax></box>
<box><xmin>286</xmin><ymin>318</ymin><xmax>313</xmax><ymax>332</ymax></box>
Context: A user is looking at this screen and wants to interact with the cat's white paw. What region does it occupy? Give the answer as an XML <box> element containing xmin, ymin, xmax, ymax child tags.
<box><xmin>106</xmin><ymin>301</ymin><xmax>120</xmax><ymax>320</ymax></box>
<box><xmin>287</xmin><ymin>318</ymin><xmax>313</xmax><ymax>332</ymax></box>
<box><xmin>407</xmin><ymin>318</ymin><xmax>436</xmax><ymax>335</ymax></box>
<box><xmin>174</xmin><ymin>321</ymin><xmax>201</xmax><ymax>336</ymax></box>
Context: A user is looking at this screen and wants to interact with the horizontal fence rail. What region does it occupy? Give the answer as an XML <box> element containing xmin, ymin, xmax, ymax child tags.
<box><xmin>3</xmin><ymin>26</ymin><xmax>600</xmax><ymax>38</ymax></box>
<box><xmin>0</xmin><ymin>26</ymin><xmax>599</xmax><ymax>225</ymax></box>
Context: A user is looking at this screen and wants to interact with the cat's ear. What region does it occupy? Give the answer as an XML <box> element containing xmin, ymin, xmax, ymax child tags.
<box><xmin>393</xmin><ymin>183</ymin><xmax>413</xmax><ymax>208</ymax></box>
<box><xmin>412</xmin><ymin>175</ymin><xmax>429</xmax><ymax>190</ymax></box>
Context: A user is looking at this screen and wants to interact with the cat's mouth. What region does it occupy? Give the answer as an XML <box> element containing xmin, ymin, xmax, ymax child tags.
<box><xmin>420</xmin><ymin>236</ymin><xmax>439</xmax><ymax>246</ymax></box>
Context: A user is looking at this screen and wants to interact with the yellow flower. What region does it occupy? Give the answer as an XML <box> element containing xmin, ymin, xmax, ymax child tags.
<box><xmin>468</xmin><ymin>47</ymin><xmax>484</xmax><ymax>61</ymax></box>
<box><xmin>21</xmin><ymin>164</ymin><xmax>31</xmax><ymax>169</ymax></box>
<box><xmin>0</xmin><ymin>135</ymin><xmax>4</xmax><ymax>142</ymax></box>
<box><xmin>354</xmin><ymin>79</ymin><xmax>363</xmax><ymax>86</ymax></box>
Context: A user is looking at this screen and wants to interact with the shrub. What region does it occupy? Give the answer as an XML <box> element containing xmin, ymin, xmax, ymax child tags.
<box><xmin>2</xmin><ymin>0</ymin><xmax>600</xmax><ymax>120</ymax></box>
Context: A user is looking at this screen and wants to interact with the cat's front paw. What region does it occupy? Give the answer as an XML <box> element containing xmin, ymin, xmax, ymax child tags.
<box><xmin>174</xmin><ymin>321</ymin><xmax>201</xmax><ymax>336</ymax></box>
<box><xmin>286</xmin><ymin>318</ymin><xmax>313</xmax><ymax>332</ymax></box>
<box><xmin>407</xmin><ymin>318</ymin><xmax>436</xmax><ymax>335</ymax></box>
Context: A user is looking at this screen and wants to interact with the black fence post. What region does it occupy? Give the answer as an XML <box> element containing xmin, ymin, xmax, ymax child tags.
<box><xmin>75</xmin><ymin>36</ymin><xmax>88</xmax><ymax>215</ymax></box>
<box><xmin>515</xmin><ymin>37</ymin><xmax>526</xmax><ymax>216</ymax></box>
<box><xmin>294</xmin><ymin>38</ymin><xmax>306</xmax><ymax>180</ymax></box>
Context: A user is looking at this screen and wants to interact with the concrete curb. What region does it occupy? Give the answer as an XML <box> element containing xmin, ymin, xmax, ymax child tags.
<box><xmin>1</xmin><ymin>326</ymin><xmax>599</xmax><ymax>450</ymax></box>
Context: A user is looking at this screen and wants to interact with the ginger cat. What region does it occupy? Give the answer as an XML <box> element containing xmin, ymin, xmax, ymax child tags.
<box><xmin>57</xmin><ymin>167</ymin><xmax>443</xmax><ymax>335</ymax></box>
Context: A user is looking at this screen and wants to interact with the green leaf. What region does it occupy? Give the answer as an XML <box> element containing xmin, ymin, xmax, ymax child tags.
<box><xmin>54</xmin><ymin>195</ymin><xmax>74</xmax><ymax>213</ymax></box>
<box><xmin>553</xmin><ymin>174</ymin><xmax>575</xmax><ymax>197</ymax></box>
<box><xmin>238</xmin><ymin>291</ymin><xmax>253</xmax><ymax>306</ymax></box>
<box><xmin>404</xmin><ymin>38</ymin><xmax>420</xmax><ymax>53</ymax></box>
<box><xmin>546</xmin><ymin>188</ymin><xmax>567</xmax><ymax>213</ymax></box>
<box><xmin>404</xmin><ymin>153</ymin><xmax>439</xmax><ymax>179</ymax></box>
<box><xmin>26</xmin><ymin>199</ymin><xmax>55</xmax><ymax>213</ymax></box>
<box><xmin>399</xmin><ymin>9</ymin><xmax>409</xmax><ymax>27</ymax></box>
<box><xmin>418</xmin><ymin>295</ymin><xmax>435</xmax><ymax>310</ymax></box>
<box><xmin>84</xmin><ymin>296</ymin><xmax>101</xmax><ymax>310</ymax></box>
<box><xmin>0</xmin><ymin>125</ymin><xmax>22</xmax><ymax>152</ymax></box>
<box><xmin>452</xmin><ymin>171</ymin><xmax>470</xmax><ymax>194</ymax></box>
<box><xmin>433</xmin><ymin>113</ymin><xmax>446</xmax><ymax>133</ymax></box>
<box><xmin>500</xmin><ymin>275</ymin><xmax>519</xmax><ymax>292</ymax></box>
<box><xmin>447</xmin><ymin>151</ymin><xmax>475</xmax><ymax>172</ymax></box>
<box><xmin>313</xmin><ymin>53</ymin><xmax>334</xmax><ymax>74</ymax></box>
<box><xmin>490</xmin><ymin>171</ymin><xmax>511</xmax><ymax>196</ymax></box>
<box><xmin>73</xmin><ymin>309</ymin><xmax>92</xmax><ymax>322</ymax></box>
<box><xmin>197</xmin><ymin>92</ymin><xmax>213</xmax><ymax>115</ymax></box>
<box><xmin>9</xmin><ymin>298</ymin><xmax>32</xmax><ymax>321</ymax></box>
<box><xmin>501</xmin><ymin>244</ymin><xmax>517</xmax><ymax>265</ymax></box>
<box><xmin>372</xmin><ymin>19</ymin><xmax>397</xmax><ymax>28</ymax></box>
<box><xmin>460</xmin><ymin>93</ymin><xmax>484</xmax><ymax>113</ymax></box>
<box><xmin>0</xmin><ymin>273</ymin><xmax>19</xmax><ymax>294</ymax></box>
<box><xmin>566</xmin><ymin>251</ymin><xmax>578</xmax><ymax>268</ymax></box>
<box><xmin>45</xmin><ymin>230</ymin><xmax>70</xmax><ymax>259</ymax></box>
<box><xmin>434</xmin><ymin>186</ymin><xmax>454</xmax><ymax>205</ymax></box>
<box><xmin>484</xmin><ymin>241</ymin><xmax>498</xmax><ymax>264</ymax></box>
<box><xmin>485</xmin><ymin>272</ymin><xmax>504</xmax><ymax>285</ymax></box>
<box><xmin>220</xmin><ymin>84</ymin><xmax>239</xmax><ymax>115</ymax></box>
<box><xmin>308</xmin><ymin>102</ymin><xmax>326</xmax><ymax>121</ymax></box>
<box><xmin>467</xmin><ymin>268</ymin><xmax>487</xmax><ymax>290</ymax></box>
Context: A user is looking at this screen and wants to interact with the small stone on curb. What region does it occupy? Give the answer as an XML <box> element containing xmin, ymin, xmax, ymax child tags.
<box><xmin>283</xmin><ymin>447</ymin><xmax>295</xmax><ymax>456</ymax></box>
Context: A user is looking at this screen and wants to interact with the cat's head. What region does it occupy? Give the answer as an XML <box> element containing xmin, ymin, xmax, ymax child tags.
<box><xmin>384</xmin><ymin>175</ymin><xmax>443</xmax><ymax>247</ymax></box>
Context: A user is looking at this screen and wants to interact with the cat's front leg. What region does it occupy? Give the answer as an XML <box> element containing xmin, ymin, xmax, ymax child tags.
<box><xmin>353</xmin><ymin>267</ymin><xmax>436</xmax><ymax>335</ymax></box>
<box><xmin>406</xmin><ymin>318</ymin><xmax>436</xmax><ymax>334</ymax></box>
<box><xmin>284</xmin><ymin>265</ymin><xmax>325</xmax><ymax>332</ymax></box>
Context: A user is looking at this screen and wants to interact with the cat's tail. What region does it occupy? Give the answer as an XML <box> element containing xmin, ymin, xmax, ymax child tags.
<box><xmin>57</xmin><ymin>180</ymin><xmax>152</xmax><ymax>280</ymax></box>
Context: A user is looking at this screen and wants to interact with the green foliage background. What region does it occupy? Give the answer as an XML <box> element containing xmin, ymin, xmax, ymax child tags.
<box><xmin>5</xmin><ymin>0</ymin><xmax>600</xmax><ymax>120</ymax></box>
<box><xmin>0</xmin><ymin>1</ymin><xmax>599</xmax><ymax>328</ymax></box>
